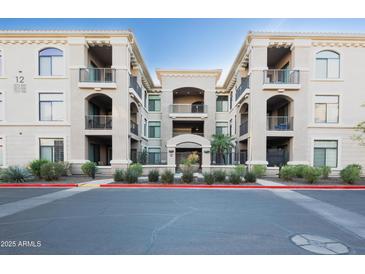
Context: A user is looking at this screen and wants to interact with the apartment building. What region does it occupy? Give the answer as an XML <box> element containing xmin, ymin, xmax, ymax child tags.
<box><xmin>0</xmin><ymin>30</ymin><xmax>364</xmax><ymax>175</ymax></box>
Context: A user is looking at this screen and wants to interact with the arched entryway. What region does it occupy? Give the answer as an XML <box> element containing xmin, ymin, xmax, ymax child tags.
<box><xmin>166</xmin><ymin>134</ymin><xmax>211</xmax><ymax>172</ymax></box>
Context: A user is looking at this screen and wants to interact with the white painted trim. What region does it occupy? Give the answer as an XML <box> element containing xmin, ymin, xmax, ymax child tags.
<box><xmin>35</xmin><ymin>135</ymin><xmax>68</xmax><ymax>162</ymax></box>
<box><xmin>0</xmin><ymin>90</ymin><xmax>5</xmax><ymax>122</ymax></box>
<box><xmin>312</xmin><ymin>48</ymin><xmax>344</xmax><ymax>81</ymax></box>
<box><xmin>36</xmin><ymin>90</ymin><xmax>66</xmax><ymax>123</ymax></box>
<box><xmin>310</xmin><ymin>136</ymin><xmax>342</xmax><ymax>170</ymax></box>
<box><xmin>0</xmin><ymin>135</ymin><xmax>6</xmax><ymax>167</ymax></box>
<box><xmin>78</xmin><ymin>82</ymin><xmax>117</xmax><ymax>89</ymax></box>
<box><xmin>34</xmin><ymin>45</ymin><xmax>67</xmax><ymax>78</ymax></box>
<box><xmin>312</xmin><ymin>93</ymin><xmax>342</xmax><ymax>125</ymax></box>
<box><xmin>0</xmin><ymin>47</ymin><xmax>5</xmax><ymax>78</ymax></box>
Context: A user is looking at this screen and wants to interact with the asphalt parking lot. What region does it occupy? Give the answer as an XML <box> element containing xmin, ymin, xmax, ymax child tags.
<box><xmin>0</xmin><ymin>188</ymin><xmax>365</xmax><ymax>254</ymax></box>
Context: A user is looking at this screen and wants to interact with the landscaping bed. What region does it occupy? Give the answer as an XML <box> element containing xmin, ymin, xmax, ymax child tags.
<box><xmin>265</xmin><ymin>176</ymin><xmax>365</xmax><ymax>186</ymax></box>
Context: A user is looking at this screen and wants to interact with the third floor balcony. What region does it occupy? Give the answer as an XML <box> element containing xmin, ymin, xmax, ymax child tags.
<box><xmin>79</xmin><ymin>68</ymin><xmax>117</xmax><ymax>89</ymax></box>
<box><xmin>236</xmin><ymin>76</ymin><xmax>250</xmax><ymax>101</ymax></box>
<box><xmin>263</xmin><ymin>69</ymin><xmax>300</xmax><ymax>90</ymax></box>
<box><xmin>129</xmin><ymin>74</ymin><xmax>142</xmax><ymax>100</ymax></box>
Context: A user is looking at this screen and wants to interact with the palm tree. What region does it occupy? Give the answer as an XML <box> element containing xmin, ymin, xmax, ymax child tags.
<box><xmin>211</xmin><ymin>134</ymin><xmax>235</xmax><ymax>164</ymax></box>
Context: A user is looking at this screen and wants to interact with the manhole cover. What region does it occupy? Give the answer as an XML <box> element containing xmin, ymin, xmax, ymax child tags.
<box><xmin>290</xmin><ymin>234</ymin><xmax>349</xmax><ymax>255</ymax></box>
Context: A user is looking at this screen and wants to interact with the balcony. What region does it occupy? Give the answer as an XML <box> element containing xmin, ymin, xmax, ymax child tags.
<box><xmin>239</xmin><ymin>120</ymin><xmax>248</xmax><ymax>136</ymax></box>
<box><xmin>172</xmin><ymin>131</ymin><xmax>204</xmax><ymax>137</ymax></box>
<box><xmin>79</xmin><ymin>68</ymin><xmax>117</xmax><ymax>89</ymax></box>
<box><xmin>235</xmin><ymin>76</ymin><xmax>250</xmax><ymax>101</ymax></box>
<box><xmin>129</xmin><ymin>74</ymin><xmax>142</xmax><ymax>100</ymax></box>
<box><xmin>169</xmin><ymin>104</ymin><xmax>208</xmax><ymax>118</ymax></box>
<box><xmin>130</xmin><ymin>120</ymin><xmax>138</xmax><ymax>136</ymax></box>
<box><xmin>85</xmin><ymin>115</ymin><xmax>112</xmax><ymax>129</ymax></box>
<box><xmin>267</xmin><ymin>116</ymin><xmax>293</xmax><ymax>131</ymax></box>
<box><xmin>263</xmin><ymin>69</ymin><xmax>300</xmax><ymax>90</ymax></box>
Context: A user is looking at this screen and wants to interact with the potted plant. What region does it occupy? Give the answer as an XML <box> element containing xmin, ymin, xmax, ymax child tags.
<box><xmin>179</xmin><ymin>151</ymin><xmax>200</xmax><ymax>172</ymax></box>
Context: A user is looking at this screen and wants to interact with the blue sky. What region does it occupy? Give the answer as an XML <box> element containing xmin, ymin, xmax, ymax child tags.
<box><xmin>1</xmin><ymin>18</ymin><xmax>365</xmax><ymax>84</ymax></box>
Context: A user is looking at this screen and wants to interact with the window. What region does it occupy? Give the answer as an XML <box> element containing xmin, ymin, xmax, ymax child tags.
<box><xmin>39</xmin><ymin>48</ymin><xmax>64</xmax><ymax>76</ymax></box>
<box><xmin>148</xmin><ymin>95</ymin><xmax>161</xmax><ymax>112</ymax></box>
<box><xmin>229</xmin><ymin>92</ymin><xmax>233</xmax><ymax>110</ymax></box>
<box><xmin>314</xmin><ymin>140</ymin><xmax>338</xmax><ymax>168</ymax></box>
<box><xmin>216</xmin><ymin>96</ymin><xmax>228</xmax><ymax>112</ymax></box>
<box><xmin>144</xmin><ymin>118</ymin><xmax>147</xmax><ymax>137</ymax></box>
<box><xmin>0</xmin><ymin>50</ymin><xmax>3</xmax><ymax>76</ymax></box>
<box><xmin>0</xmin><ymin>92</ymin><xmax>3</xmax><ymax>121</ymax></box>
<box><xmin>148</xmin><ymin>121</ymin><xmax>161</xmax><ymax>138</ymax></box>
<box><xmin>39</xmin><ymin>138</ymin><xmax>64</xmax><ymax>162</ymax></box>
<box><xmin>315</xmin><ymin>95</ymin><xmax>339</xmax><ymax>123</ymax></box>
<box><xmin>39</xmin><ymin>93</ymin><xmax>64</xmax><ymax>121</ymax></box>
<box><xmin>0</xmin><ymin>137</ymin><xmax>4</xmax><ymax>166</ymax></box>
<box><xmin>216</xmin><ymin>122</ymin><xmax>228</xmax><ymax>135</ymax></box>
<box><xmin>148</xmin><ymin>147</ymin><xmax>161</xmax><ymax>164</ymax></box>
<box><xmin>315</xmin><ymin>51</ymin><xmax>340</xmax><ymax>79</ymax></box>
<box><xmin>229</xmin><ymin>119</ymin><xmax>232</xmax><ymax>136</ymax></box>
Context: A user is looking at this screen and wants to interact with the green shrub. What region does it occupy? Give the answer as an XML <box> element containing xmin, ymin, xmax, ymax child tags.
<box><xmin>181</xmin><ymin>165</ymin><xmax>194</xmax><ymax>183</ymax></box>
<box><xmin>203</xmin><ymin>172</ymin><xmax>215</xmax><ymax>185</ymax></box>
<box><xmin>229</xmin><ymin>171</ymin><xmax>242</xmax><ymax>184</ymax></box>
<box><xmin>0</xmin><ymin>166</ymin><xmax>33</xmax><ymax>182</ymax></box>
<box><xmin>320</xmin><ymin>166</ymin><xmax>331</xmax><ymax>179</ymax></box>
<box><xmin>213</xmin><ymin>170</ymin><xmax>226</xmax><ymax>183</ymax></box>
<box><xmin>340</xmin><ymin>164</ymin><xmax>362</xmax><ymax>184</ymax></box>
<box><xmin>234</xmin><ymin>165</ymin><xmax>246</xmax><ymax>176</ymax></box>
<box><xmin>148</xmin><ymin>170</ymin><xmax>159</xmax><ymax>182</ymax></box>
<box><xmin>124</xmin><ymin>165</ymin><xmax>142</xmax><ymax>184</ymax></box>
<box><xmin>252</xmin><ymin>165</ymin><xmax>266</xmax><ymax>178</ymax></box>
<box><xmin>244</xmin><ymin>171</ymin><xmax>257</xmax><ymax>183</ymax></box>
<box><xmin>293</xmin><ymin>165</ymin><xmax>309</xmax><ymax>178</ymax></box>
<box><xmin>279</xmin><ymin>165</ymin><xmax>296</xmax><ymax>181</ymax></box>
<box><xmin>81</xmin><ymin>161</ymin><xmax>98</xmax><ymax>179</ymax></box>
<box><xmin>113</xmin><ymin>169</ymin><xmax>125</xmax><ymax>182</ymax></box>
<box><xmin>59</xmin><ymin>161</ymin><xmax>71</xmax><ymax>176</ymax></box>
<box><xmin>303</xmin><ymin>167</ymin><xmax>322</xmax><ymax>184</ymax></box>
<box><xmin>40</xmin><ymin>162</ymin><xmax>64</xmax><ymax>181</ymax></box>
<box><xmin>161</xmin><ymin>170</ymin><xmax>174</xmax><ymax>184</ymax></box>
<box><xmin>129</xmin><ymin>163</ymin><xmax>143</xmax><ymax>177</ymax></box>
<box><xmin>28</xmin><ymin>159</ymin><xmax>50</xmax><ymax>178</ymax></box>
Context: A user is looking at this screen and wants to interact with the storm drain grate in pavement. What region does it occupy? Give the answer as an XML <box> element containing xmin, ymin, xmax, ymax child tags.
<box><xmin>290</xmin><ymin>234</ymin><xmax>349</xmax><ymax>255</ymax></box>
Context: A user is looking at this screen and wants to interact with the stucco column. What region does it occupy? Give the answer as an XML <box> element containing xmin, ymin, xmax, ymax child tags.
<box><xmin>201</xmin><ymin>145</ymin><xmax>212</xmax><ymax>173</ymax></box>
<box><xmin>246</xmin><ymin>39</ymin><xmax>269</xmax><ymax>167</ymax></box>
<box><xmin>68</xmin><ymin>37</ymin><xmax>88</xmax><ymax>173</ymax></box>
<box><xmin>161</xmin><ymin>88</ymin><xmax>173</xmax><ymax>149</ymax></box>
<box><xmin>110</xmin><ymin>38</ymin><xmax>130</xmax><ymax>169</ymax></box>
<box><xmin>287</xmin><ymin>39</ymin><xmax>311</xmax><ymax>165</ymax></box>
<box><xmin>166</xmin><ymin>145</ymin><xmax>176</xmax><ymax>172</ymax></box>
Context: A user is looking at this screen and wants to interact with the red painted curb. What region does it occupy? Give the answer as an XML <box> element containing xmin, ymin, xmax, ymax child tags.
<box><xmin>100</xmin><ymin>184</ymin><xmax>365</xmax><ymax>190</ymax></box>
<box><xmin>0</xmin><ymin>183</ymin><xmax>78</xmax><ymax>188</ymax></box>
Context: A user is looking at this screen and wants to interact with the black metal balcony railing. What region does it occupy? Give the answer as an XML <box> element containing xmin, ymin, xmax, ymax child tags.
<box><xmin>130</xmin><ymin>120</ymin><xmax>138</xmax><ymax>135</ymax></box>
<box><xmin>170</xmin><ymin>104</ymin><xmax>207</xmax><ymax>113</ymax></box>
<box><xmin>129</xmin><ymin>74</ymin><xmax>142</xmax><ymax>99</ymax></box>
<box><xmin>211</xmin><ymin>152</ymin><xmax>243</xmax><ymax>165</ymax></box>
<box><xmin>85</xmin><ymin>115</ymin><xmax>112</xmax><ymax>129</ymax></box>
<box><xmin>267</xmin><ymin>116</ymin><xmax>293</xmax><ymax>131</ymax></box>
<box><xmin>135</xmin><ymin>152</ymin><xmax>168</xmax><ymax>165</ymax></box>
<box><xmin>235</xmin><ymin>76</ymin><xmax>250</xmax><ymax>101</ymax></box>
<box><xmin>239</xmin><ymin>119</ymin><xmax>248</xmax><ymax>136</ymax></box>
<box><xmin>79</xmin><ymin>68</ymin><xmax>116</xmax><ymax>83</ymax></box>
<box><xmin>263</xmin><ymin>69</ymin><xmax>300</xmax><ymax>84</ymax></box>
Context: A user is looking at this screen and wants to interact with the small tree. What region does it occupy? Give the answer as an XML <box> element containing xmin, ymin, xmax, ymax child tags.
<box><xmin>211</xmin><ymin>134</ymin><xmax>235</xmax><ymax>164</ymax></box>
<box><xmin>353</xmin><ymin>104</ymin><xmax>365</xmax><ymax>145</ymax></box>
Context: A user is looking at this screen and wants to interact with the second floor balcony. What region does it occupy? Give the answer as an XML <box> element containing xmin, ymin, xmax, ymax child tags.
<box><xmin>85</xmin><ymin>115</ymin><xmax>112</xmax><ymax>129</ymax></box>
<box><xmin>79</xmin><ymin>68</ymin><xmax>117</xmax><ymax>89</ymax></box>
<box><xmin>267</xmin><ymin>116</ymin><xmax>293</xmax><ymax>131</ymax></box>
<box><xmin>130</xmin><ymin>120</ymin><xmax>139</xmax><ymax>136</ymax></box>
<box><xmin>169</xmin><ymin>104</ymin><xmax>208</xmax><ymax>118</ymax></box>
<box><xmin>263</xmin><ymin>69</ymin><xmax>300</xmax><ymax>90</ymax></box>
<box><xmin>239</xmin><ymin>119</ymin><xmax>248</xmax><ymax>136</ymax></box>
